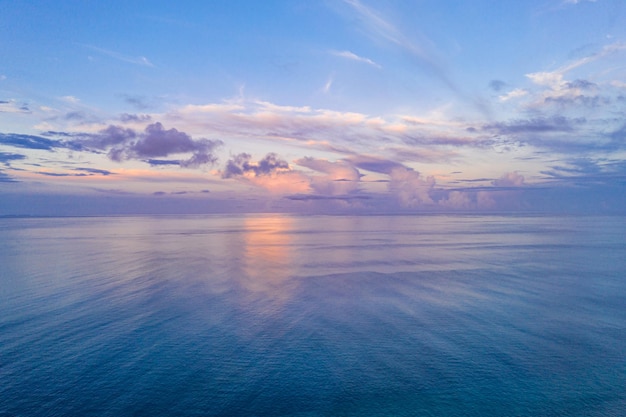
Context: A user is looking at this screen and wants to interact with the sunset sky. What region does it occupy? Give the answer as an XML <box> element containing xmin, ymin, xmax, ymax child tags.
<box><xmin>2</xmin><ymin>0</ymin><xmax>626</xmax><ymax>215</ymax></box>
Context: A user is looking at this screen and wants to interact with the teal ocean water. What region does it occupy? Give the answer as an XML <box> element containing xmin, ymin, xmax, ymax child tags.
<box><xmin>1</xmin><ymin>214</ymin><xmax>625</xmax><ymax>416</ymax></box>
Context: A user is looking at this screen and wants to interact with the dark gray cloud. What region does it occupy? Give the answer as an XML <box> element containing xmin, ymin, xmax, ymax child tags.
<box><xmin>120</xmin><ymin>113</ymin><xmax>152</xmax><ymax>123</ymax></box>
<box><xmin>544</xmin><ymin>95</ymin><xmax>610</xmax><ymax>108</ymax></box>
<box><xmin>153</xmin><ymin>190</ymin><xmax>207</xmax><ymax>196</ymax></box>
<box><xmin>541</xmin><ymin>158</ymin><xmax>626</xmax><ymax>185</ymax></box>
<box><xmin>145</xmin><ymin>159</ymin><xmax>181</xmax><ymax>166</ymax></box>
<box><xmin>489</xmin><ymin>80</ymin><xmax>507</xmax><ymax>92</ymax></box>
<box><xmin>74</xmin><ymin>167</ymin><xmax>114</xmax><ymax>176</ymax></box>
<box><xmin>82</xmin><ymin>125</ymin><xmax>137</xmax><ymax>149</ymax></box>
<box><xmin>400</xmin><ymin>133</ymin><xmax>491</xmax><ymax>147</ymax></box>
<box><xmin>0</xmin><ymin>133</ymin><xmax>66</xmax><ymax>150</ymax></box>
<box><xmin>65</xmin><ymin>111</ymin><xmax>87</xmax><ymax>121</ymax></box>
<box><xmin>36</xmin><ymin>167</ymin><xmax>114</xmax><ymax>177</ymax></box>
<box><xmin>222</xmin><ymin>153</ymin><xmax>289</xmax><ymax>178</ymax></box>
<box><xmin>452</xmin><ymin>178</ymin><xmax>493</xmax><ymax>183</ymax></box>
<box><xmin>37</xmin><ymin>171</ymin><xmax>76</xmax><ymax>177</ymax></box>
<box><xmin>106</xmin><ymin>122</ymin><xmax>221</xmax><ymax>168</ymax></box>
<box><xmin>483</xmin><ymin>116</ymin><xmax>584</xmax><ymax>135</ymax></box>
<box><xmin>0</xmin><ymin>152</ymin><xmax>26</xmax><ymax>164</ymax></box>
<box><xmin>73</xmin><ymin>122</ymin><xmax>222</xmax><ymax>168</ymax></box>
<box><xmin>564</xmin><ymin>79</ymin><xmax>597</xmax><ymax>90</ymax></box>
<box><xmin>347</xmin><ymin>155</ymin><xmax>404</xmax><ymax>174</ymax></box>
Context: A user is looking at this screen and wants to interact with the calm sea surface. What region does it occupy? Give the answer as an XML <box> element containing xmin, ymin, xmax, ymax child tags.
<box><xmin>1</xmin><ymin>214</ymin><xmax>625</xmax><ymax>416</ymax></box>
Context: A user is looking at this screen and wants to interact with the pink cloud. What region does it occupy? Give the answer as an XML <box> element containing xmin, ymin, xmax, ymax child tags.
<box><xmin>295</xmin><ymin>157</ymin><xmax>361</xmax><ymax>195</ymax></box>
<box><xmin>388</xmin><ymin>166</ymin><xmax>435</xmax><ymax>207</ymax></box>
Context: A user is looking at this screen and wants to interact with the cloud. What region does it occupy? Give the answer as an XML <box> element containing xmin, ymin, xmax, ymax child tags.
<box><xmin>541</xmin><ymin>158</ymin><xmax>626</xmax><ymax>185</ymax></box>
<box><xmin>323</xmin><ymin>74</ymin><xmax>334</xmax><ymax>94</ymax></box>
<box><xmin>506</xmin><ymin>42</ymin><xmax>626</xmax><ymax>115</ymax></box>
<box><xmin>145</xmin><ymin>159</ymin><xmax>181</xmax><ymax>166</ymax></box>
<box><xmin>121</xmin><ymin>95</ymin><xmax>153</xmax><ymax>110</ymax></box>
<box><xmin>0</xmin><ymin>152</ymin><xmax>26</xmax><ymax>164</ymax></box>
<box><xmin>437</xmin><ymin>189</ymin><xmax>498</xmax><ymax>210</ymax></box>
<box><xmin>0</xmin><ymin>170</ymin><xmax>17</xmax><ymax>182</ymax></box>
<box><xmin>81</xmin><ymin>125</ymin><xmax>137</xmax><ymax>149</ymax></box>
<box><xmin>295</xmin><ymin>157</ymin><xmax>361</xmax><ymax>195</ymax></box>
<box><xmin>609</xmin><ymin>123</ymin><xmax>626</xmax><ymax>144</ymax></box>
<box><xmin>74</xmin><ymin>167</ymin><xmax>114</xmax><ymax>176</ymax></box>
<box><xmin>331</xmin><ymin>50</ymin><xmax>381</xmax><ymax>68</ymax></box>
<box><xmin>344</xmin><ymin>155</ymin><xmax>439</xmax><ymax>207</ymax></box>
<box><xmin>499</xmin><ymin>88</ymin><xmax>528</xmax><ymax>102</ymax></box>
<box><xmin>80</xmin><ymin>44</ymin><xmax>154</xmax><ymax>67</ymax></box>
<box><xmin>489</xmin><ymin>80</ymin><xmax>507</xmax><ymax>92</ymax></box>
<box><xmin>388</xmin><ymin>166</ymin><xmax>435</xmax><ymax>207</ymax></box>
<box><xmin>389</xmin><ymin>147</ymin><xmax>459</xmax><ymax>164</ymax></box>
<box><xmin>120</xmin><ymin>113</ymin><xmax>152</xmax><ymax>123</ymax></box>
<box><xmin>161</xmin><ymin>99</ymin><xmax>490</xmax><ymax>165</ymax></box>
<box><xmin>0</xmin><ymin>99</ymin><xmax>30</xmax><ymax>113</ymax></box>
<box><xmin>0</xmin><ymin>133</ymin><xmax>68</xmax><ymax>151</ymax></box>
<box><xmin>348</xmin><ymin>155</ymin><xmax>405</xmax><ymax>174</ymax></box>
<box><xmin>480</xmin><ymin>115</ymin><xmax>626</xmax><ymax>154</ymax></box>
<box><xmin>343</xmin><ymin>0</ymin><xmax>432</xmax><ymax>63</ymax></box>
<box><xmin>492</xmin><ymin>171</ymin><xmax>525</xmax><ymax>187</ymax></box>
<box><xmin>483</xmin><ymin>116</ymin><xmax>581</xmax><ymax>135</ymax></box>
<box><xmin>341</xmin><ymin>0</ymin><xmax>493</xmax><ymax>117</ymax></box>
<box><xmin>82</xmin><ymin>122</ymin><xmax>222</xmax><ymax>168</ymax></box>
<box><xmin>222</xmin><ymin>153</ymin><xmax>311</xmax><ymax>194</ymax></box>
<box><xmin>342</xmin><ymin>0</ymin><xmax>455</xmax><ymax>91</ymax></box>
<box><xmin>222</xmin><ymin>153</ymin><xmax>290</xmax><ymax>179</ymax></box>
<box><xmin>528</xmin><ymin>43</ymin><xmax>625</xmax><ymax>85</ymax></box>
<box><xmin>64</xmin><ymin>111</ymin><xmax>92</xmax><ymax>121</ymax></box>
<box><xmin>438</xmin><ymin>190</ymin><xmax>473</xmax><ymax>210</ymax></box>
<box><xmin>60</xmin><ymin>95</ymin><xmax>80</xmax><ymax>104</ymax></box>
<box><xmin>524</xmin><ymin>43</ymin><xmax>626</xmax><ymax>108</ymax></box>
<box><xmin>35</xmin><ymin>167</ymin><xmax>114</xmax><ymax>177</ymax></box>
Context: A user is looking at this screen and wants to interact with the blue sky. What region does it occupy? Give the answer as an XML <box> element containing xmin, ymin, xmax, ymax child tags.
<box><xmin>2</xmin><ymin>0</ymin><xmax>626</xmax><ymax>215</ymax></box>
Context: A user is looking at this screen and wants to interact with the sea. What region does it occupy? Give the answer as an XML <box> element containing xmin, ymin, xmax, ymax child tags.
<box><xmin>1</xmin><ymin>214</ymin><xmax>625</xmax><ymax>416</ymax></box>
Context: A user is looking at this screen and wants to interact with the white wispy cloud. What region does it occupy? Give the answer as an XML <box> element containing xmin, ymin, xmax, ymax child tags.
<box><xmin>343</xmin><ymin>0</ymin><xmax>434</xmax><ymax>66</ymax></box>
<box><xmin>340</xmin><ymin>0</ymin><xmax>487</xmax><ymax>115</ymax></box>
<box><xmin>60</xmin><ymin>95</ymin><xmax>80</xmax><ymax>103</ymax></box>
<box><xmin>331</xmin><ymin>50</ymin><xmax>381</xmax><ymax>68</ymax></box>
<box><xmin>499</xmin><ymin>89</ymin><xmax>528</xmax><ymax>102</ymax></box>
<box><xmin>0</xmin><ymin>99</ymin><xmax>30</xmax><ymax>113</ymax></box>
<box><xmin>526</xmin><ymin>42</ymin><xmax>626</xmax><ymax>89</ymax></box>
<box><xmin>323</xmin><ymin>75</ymin><xmax>334</xmax><ymax>94</ymax></box>
<box><xmin>519</xmin><ymin>42</ymin><xmax>626</xmax><ymax>110</ymax></box>
<box><xmin>80</xmin><ymin>44</ymin><xmax>154</xmax><ymax>67</ymax></box>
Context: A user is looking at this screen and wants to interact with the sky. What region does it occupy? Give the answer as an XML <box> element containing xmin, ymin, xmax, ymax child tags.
<box><xmin>2</xmin><ymin>0</ymin><xmax>626</xmax><ymax>215</ymax></box>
